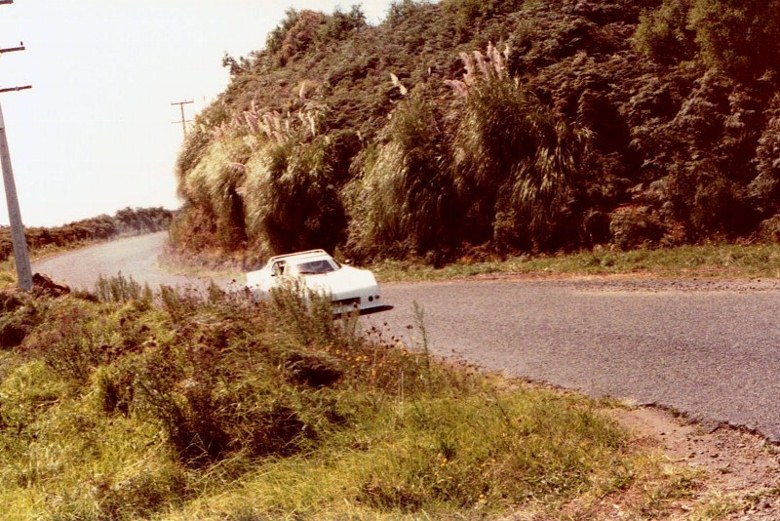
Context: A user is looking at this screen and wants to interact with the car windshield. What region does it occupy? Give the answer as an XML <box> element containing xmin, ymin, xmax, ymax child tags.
<box><xmin>293</xmin><ymin>259</ymin><xmax>337</xmax><ymax>275</ymax></box>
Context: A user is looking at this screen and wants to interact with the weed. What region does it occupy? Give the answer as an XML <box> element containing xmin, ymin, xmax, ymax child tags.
<box><xmin>22</xmin><ymin>301</ymin><xmax>107</xmax><ymax>385</ymax></box>
<box><xmin>94</xmin><ymin>272</ymin><xmax>150</xmax><ymax>304</ymax></box>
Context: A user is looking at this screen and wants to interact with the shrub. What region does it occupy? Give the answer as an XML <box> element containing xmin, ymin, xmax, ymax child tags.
<box><xmin>167</xmin><ymin>0</ymin><xmax>780</xmax><ymax>262</ymax></box>
<box><xmin>690</xmin><ymin>175</ymin><xmax>745</xmax><ymax>237</ymax></box>
<box><xmin>633</xmin><ymin>0</ymin><xmax>696</xmax><ymax>65</ymax></box>
<box><xmin>443</xmin><ymin>0</ymin><xmax>525</xmax><ymax>39</ymax></box>
<box><xmin>277</xmin><ymin>10</ymin><xmax>327</xmax><ymax>65</ymax></box>
<box><xmin>748</xmin><ymin>94</ymin><xmax>780</xmax><ymax>217</ymax></box>
<box><xmin>757</xmin><ymin>213</ymin><xmax>780</xmax><ymax>243</ymax></box>
<box><xmin>317</xmin><ymin>5</ymin><xmax>367</xmax><ymax>43</ymax></box>
<box><xmin>23</xmin><ymin>301</ymin><xmax>106</xmax><ymax>385</ymax></box>
<box><xmin>0</xmin><ymin>290</ymin><xmax>40</xmax><ymax>349</ymax></box>
<box><xmin>176</xmin><ymin>126</ymin><xmax>212</xmax><ymax>180</ymax></box>
<box><xmin>243</xmin><ymin>137</ymin><xmax>348</xmax><ymax>255</ymax></box>
<box><xmin>132</xmin><ymin>288</ymin><xmax>343</xmax><ymax>466</ymax></box>
<box><xmin>689</xmin><ymin>0</ymin><xmax>780</xmax><ymax>79</ymax></box>
<box><xmin>94</xmin><ymin>273</ymin><xmax>152</xmax><ymax>304</ymax></box>
<box><xmin>609</xmin><ymin>205</ymin><xmax>665</xmax><ymax>249</ymax></box>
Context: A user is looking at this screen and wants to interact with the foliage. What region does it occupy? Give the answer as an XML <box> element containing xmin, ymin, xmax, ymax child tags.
<box><xmin>609</xmin><ymin>205</ymin><xmax>665</xmax><ymax>250</ymax></box>
<box><xmin>243</xmin><ymin>137</ymin><xmax>348</xmax><ymax>255</ymax></box>
<box><xmin>749</xmin><ymin>93</ymin><xmax>780</xmax><ymax>217</ymax></box>
<box><xmin>689</xmin><ymin>0</ymin><xmax>780</xmax><ymax>78</ymax></box>
<box><xmin>450</xmin><ymin>47</ymin><xmax>592</xmax><ymax>251</ymax></box>
<box><xmin>171</xmin><ymin>0</ymin><xmax>780</xmax><ymax>266</ymax></box>
<box><xmin>347</xmin><ymin>87</ymin><xmax>458</xmax><ymax>261</ymax></box>
<box><xmin>634</xmin><ymin>0</ymin><xmax>696</xmax><ymax>65</ymax></box>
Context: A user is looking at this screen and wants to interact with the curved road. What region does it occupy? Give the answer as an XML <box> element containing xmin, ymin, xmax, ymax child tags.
<box><xmin>33</xmin><ymin>233</ymin><xmax>780</xmax><ymax>441</ymax></box>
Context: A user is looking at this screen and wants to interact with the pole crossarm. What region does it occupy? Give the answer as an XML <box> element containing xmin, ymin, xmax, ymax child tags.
<box><xmin>0</xmin><ymin>85</ymin><xmax>31</xmax><ymax>94</ymax></box>
<box><xmin>0</xmin><ymin>43</ymin><xmax>24</xmax><ymax>54</ymax></box>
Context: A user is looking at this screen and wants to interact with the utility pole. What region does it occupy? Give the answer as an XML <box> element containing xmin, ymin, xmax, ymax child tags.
<box><xmin>0</xmin><ymin>2</ymin><xmax>33</xmax><ymax>291</ymax></box>
<box><xmin>171</xmin><ymin>99</ymin><xmax>193</xmax><ymax>138</ymax></box>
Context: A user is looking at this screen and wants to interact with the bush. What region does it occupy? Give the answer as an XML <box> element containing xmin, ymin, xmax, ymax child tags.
<box><xmin>609</xmin><ymin>205</ymin><xmax>665</xmax><ymax>249</ymax></box>
<box><xmin>633</xmin><ymin>0</ymin><xmax>696</xmax><ymax>65</ymax></box>
<box><xmin>23</xmin><ymin>301</ymin><xmax>108</xmax><ymax>385</ymax></box>
<box><xmin>0</xmin><ymin>290</ymin><xmax>39</xmax><ymax>349</ymax></box>
<box><xmin>757</xmin><ymin>214</ymin><xmax>780</xmax><ymax>243</ymax></box>
<box><xmin>748</xmin><ymin>93</ymin><xmax>780</xmax><ymax>217</ymax></box>
<box><xmin>169</xmin><ymin>0</ymin><xmax>780</xmax><ymax>263</ymax></box>
<box><xmin>243</xmin><ymin>137</ymin><xmax>348</xmax><ymax>255</ymax></box>
<box><xmin>689</xmin><ymin>0</ymin><xmax>780</xmax><ymax>79</ymax></box>
<box><xmin>94</xmin><ymin>273</ymin><xmax>152</xmax><ymax>304</ymax></box>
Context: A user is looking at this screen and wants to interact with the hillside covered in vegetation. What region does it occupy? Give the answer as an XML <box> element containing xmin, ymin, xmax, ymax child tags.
<box><xmin>173</xmin><ymin>0</ymin><xmax>780</xmax><ymax>265</ymax></box>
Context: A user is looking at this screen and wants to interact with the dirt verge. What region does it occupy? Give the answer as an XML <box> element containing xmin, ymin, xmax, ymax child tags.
<box><xmin>612</xmin><ymin>406</ymin><xmax>780</xmax><ymax>520</ymax></box>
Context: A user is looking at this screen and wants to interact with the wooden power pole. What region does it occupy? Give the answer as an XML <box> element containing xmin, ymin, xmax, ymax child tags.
<box><xmin>171</xmin><ymin>99</ymin><xmax>193</xmax><ymax>138</ymax></box>
<box><xmin>0</xmin><ymin>2</ymin><xmax>33</xmax><ymax>291</ymax></box>
<box><xmin>0</xmin><ymin>100</ymin><xmax>32</xmax><ymax>291</ymax></box>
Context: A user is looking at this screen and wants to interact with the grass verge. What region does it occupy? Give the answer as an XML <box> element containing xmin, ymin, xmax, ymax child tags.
<box><xmin>0</xmin><ymin>275</ymin><xmax>713</xmax><ymax>520</ymax></box>
<box><xmin>371</xmin><ymin>243</ymin><xmax>780</xmax><ymax>282</ymax></box>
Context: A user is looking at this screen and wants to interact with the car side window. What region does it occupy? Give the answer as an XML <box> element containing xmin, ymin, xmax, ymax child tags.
<box><xmin>272</xmin><ymin>261</ymin><xmax>286</xmax><ymax>276</ymax></box>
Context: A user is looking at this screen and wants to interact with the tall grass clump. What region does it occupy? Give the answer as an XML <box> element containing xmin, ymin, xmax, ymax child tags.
<box><xmin>94</xmin><ymin>272</ymin><xmax>152</xmax><ymax>304</ymax></box>
<box><xmin>346</xmin><ymin>87</ymin><xmax>459</xmax><ymax>262</ymax></box>
<box><xmin>449</xmin><ymin>44</ymin><xmax>592</xmax><ymax>252</ymax></box>
<box><xmin>242</xmin><ymin>136</ymin><xmax>347</xmax><ymax>256</ymax></box>
<box><xmin>176</xmin><ymin>138</ymin><xmax>250</xmax><ymax>249</ymax></box>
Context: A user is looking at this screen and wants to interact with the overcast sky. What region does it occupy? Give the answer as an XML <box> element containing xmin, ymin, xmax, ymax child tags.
<box><xmin>0</xmin><ymin>0</ymin><xmax>395</xmax><ymax>227</ymax></box>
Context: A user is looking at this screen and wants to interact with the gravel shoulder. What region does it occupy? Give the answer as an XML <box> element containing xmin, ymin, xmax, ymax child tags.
<box><xmin>609</xmin><ymin>406</ymin><xmax>780</xmax><ymax>520</ymax></box>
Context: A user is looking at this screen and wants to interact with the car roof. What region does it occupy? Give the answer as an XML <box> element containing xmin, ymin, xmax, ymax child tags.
<box><xmin>267</xmin><ymin>249</ymin><xmax>332</xmax><ymax>265</ymax></box>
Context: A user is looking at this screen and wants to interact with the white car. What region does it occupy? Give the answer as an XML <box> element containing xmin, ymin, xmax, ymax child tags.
<box><xmin>246</xmin><ymin>249</ymin><xmax>383</xmax><ymax>313</ymax></box>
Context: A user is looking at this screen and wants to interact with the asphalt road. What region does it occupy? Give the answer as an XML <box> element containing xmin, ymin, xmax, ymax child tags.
<box><xmin>33</xmin><ymin>233</ymin><xmax>780</xmax><ymax>440</ymax></box>
<box><xmin>33</xmin><ymin>232</ymin><xmax>233</xmax><ymax>292</ymax></box>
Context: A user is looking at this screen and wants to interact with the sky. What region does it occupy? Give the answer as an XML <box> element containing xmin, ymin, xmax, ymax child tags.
<box><xmin>0</xmin><ymin>0</ymin><xmax>396</xmax><ymax>227</ymax></box>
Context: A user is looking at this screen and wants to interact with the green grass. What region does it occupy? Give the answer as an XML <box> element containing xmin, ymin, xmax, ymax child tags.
<box><xmin>0</xmin><ymin>274</ymin><xmax>705</xmax><ymax>520</ymax></box>
<box><xmin>371</xmin><ymin>243</ymin><xmax>780</xmax><ymax>282</ymax></box>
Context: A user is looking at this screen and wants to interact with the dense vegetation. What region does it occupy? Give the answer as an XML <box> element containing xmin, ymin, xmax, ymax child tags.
<box><xmin>0</xmin><ymin>279</ymin><xmax>701</xmax><ymax>520</ymax></box>
<box><xmin>0</xmin><ymin>207</ymin><xmax>172</xmax><ymax>262</ymax></box>
<box><xmin>173</xmin><ymin>0</ymin><xmax>780</xmax><ymax>265</ymax></box>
